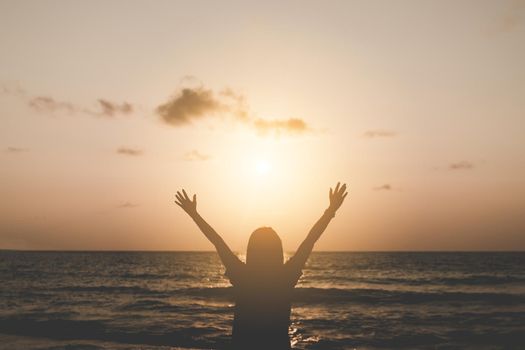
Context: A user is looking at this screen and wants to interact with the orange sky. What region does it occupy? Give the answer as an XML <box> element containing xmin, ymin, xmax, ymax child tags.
<box><xmin>1</xmin><ymin>0</ymin><xmax>524</xmax><ymax>251</ymax></box>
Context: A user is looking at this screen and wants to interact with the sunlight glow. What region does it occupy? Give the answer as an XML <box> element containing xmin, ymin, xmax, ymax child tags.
<box><xmin>255</xmin><ymin>160</ymin><xmax>271</xmax><ymax>175</ymax></box>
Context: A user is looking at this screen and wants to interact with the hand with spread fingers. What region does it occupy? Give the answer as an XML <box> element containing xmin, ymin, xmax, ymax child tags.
<box><xmin>328</xmin><ymin>182</ymin><xmax>348</xmax><ymax>213</ymax></box>
<box><xmin>175</xmin><ymin>189</ymin><xmax>198</xmax><ymax>217</ymax></box>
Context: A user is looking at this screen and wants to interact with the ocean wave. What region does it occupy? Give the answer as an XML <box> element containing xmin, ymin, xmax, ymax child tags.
<box><xmin>9</xmin><ymin>283</ymin><xmax>525</xmax><ymax>308</ymax></box>
<box><xmin>174</xmin><ymin>286</ymin><xmax>525</xmax><ymax>305</ymax></box>
<box><xmin>292</xmin><ymin>287</ymin><xmax>525</xmax><ymax>304</ymax></box>
<box><xmin>52</xmin><ymin>286</ymin><xmax>165</xmax><ymax>295</ymax></box>
<box><xmin>307</xmin><ymin>273</ymin><xmax>525</xmax><ymax>286</ymax></box>
<box><xmin>45</xmin><ymin>285</ymin><xmax>525</xmax><ymax>305</ymax></box>
<box><xmin>0</xmin><ymin>317</ymin><xmax>227</xmax><ymax>349</ymax></box>
<box><xmin>368</xmin><ymin>274</ymin><xmax>525</xmax><ymax>286</ymax></box>
<box><xmin>116</xmin><ymin>273</ymin><xmax>170</xmax><ymax>280</ymax></box>
<box><xmin>116</xmin><ymin>299</ymin><xmax>183</xmax><ymax>313</ymax></box>
<box><xmin>1</xmin><ymin>310</ymin><xmax>524</xmax><ymax>350</ymax></box>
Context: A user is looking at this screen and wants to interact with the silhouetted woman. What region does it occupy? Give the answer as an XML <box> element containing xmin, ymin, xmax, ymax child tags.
<box><xmin>175</xmin><ymin>183</ymin><xmax>348</xmax><ymax>349</ymax></box>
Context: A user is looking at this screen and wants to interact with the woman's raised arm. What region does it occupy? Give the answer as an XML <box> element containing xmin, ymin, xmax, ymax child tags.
<box><xmin>286</xmin><ymin>182</ymin><xmax>348</xmax><ymax>271</ymax></box>
<box><xmin>175</xmin><ymin>189</ymin><xmax>243</xmax><ymax>270</ymax></box>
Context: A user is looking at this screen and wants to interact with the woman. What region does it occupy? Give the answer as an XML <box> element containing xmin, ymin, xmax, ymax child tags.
<box><xmin>175</xmin><ymin>182</ymin><xmax>348</xmax><ymax>349</ymax></box>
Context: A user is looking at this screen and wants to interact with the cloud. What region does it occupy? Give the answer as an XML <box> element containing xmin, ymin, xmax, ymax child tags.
<box><xmin>179</xmin><ymin>75</ymin><xmax>202</xmax><ymax>86</ymax></box>
<box><xmin>29</xmin><ymin>96</ymin><xmax>76</xmax><ymax>114</ymax></box>
<box><xmin>1</xmin><ymin>84</ymin><xmax>26</xmax><ymax>97</ymax></box>
<box><xmin>156</xmin><ymin>88</ymin><xmax>224</xmax><ymax>126</ymax></box>
<box><xmin>374</xmin><ymin>184</ymin><xmax>392</xmax><ymax>191</ymax></box>
<box><xmin>254</xmin><ymin>118</ymin><xmax>308</xmax><ymax>135</ymax></box>
<box><xmin>96</xmin><ymin>99</ymin><xmax>133</xmax><ymax>117</ymax></box>
<box><xmin>27</xmin><ymin>95</ymin><xmax>133</xmax><ymax>118</ymax></box>
<box><xmin>220</xmin><ymin>88</ymin><xmax>251</xmax><ymax>121</ymax></box>
<box><xmin>449</xmin><ymin>161</ymin><xmax>474</xmax><ymax>170</ymax></box>
<box><xmin>156</xmin><ymin>85</ymin><xmax>309</xmax><ymax>136</ymax></box>
<box><xmin>184</xmin><ymin>150</ymin><xmax>211</xmax><ymax>161</ymax></box>
<box><xmin>116</xmin><ymin>147</ymin><xmax>143</xmax><ymax>156</ymax></box>
<box><xmin>7</xmin><ymin>81</ymin><xmax>308</xmax><ymax>136</ymax></box>
<box><xmin>363</xmin><ymin>129</ymin><xmax>397</xmax><ymax>138</ymax></box>
<box><xmin>5</xmin><ymin>147</ymin><xmax>29</xmax><ymax>153</ymax></box>
<box><xmin>117</xmin><ymin>202</ymin><xmax>139</xmax><ymax>209</ymax></box>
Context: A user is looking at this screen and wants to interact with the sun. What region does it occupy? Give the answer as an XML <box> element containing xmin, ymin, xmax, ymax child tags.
<box><xmin>255</xmin><ymin>159</ymin><xmax>272</xmax><ymax>175</ymax></box>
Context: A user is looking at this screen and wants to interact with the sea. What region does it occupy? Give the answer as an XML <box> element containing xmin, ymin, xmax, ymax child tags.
<box><xmin>0</xmin><ymin>251</ymin><xmax>524</xmax><ymax>350</ymax></box>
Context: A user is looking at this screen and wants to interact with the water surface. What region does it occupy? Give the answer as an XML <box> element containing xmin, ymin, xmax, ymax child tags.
<box><xmin>0</xmin><ymin>251</ymin><xmax>524</xmax><ymax>349</ymax></box>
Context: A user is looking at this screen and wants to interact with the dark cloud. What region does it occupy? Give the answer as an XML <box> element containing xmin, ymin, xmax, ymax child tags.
<box><xmin>156</xmin><ymin>88</ymin><xmax>224</xmax><ymax>126</ymax></box>
<box><xmin>1</xmin><ymin>84</ymin><xmax>26</xmax><ymax>97</ymax></box>
<box><xmin>29</xmin><ymin>96</ymin><xmax>76</xmax><ymax>114</ymax></box>
<box><xmin>156</xmin><ymin>84</ymin><xmax>309</xmax><ymax>135</ymax></box>
<box><xmin>363</xmin><ymin>130</ymin><xmax>397</xmax><ymax>138</ymax></box>
<box><xmin>6</xmin><ymin>147</ymin><xmax>29</xmax><ymax>153</ymax></box>
<box><xmin>184</xmin><ymin>150</ymin><xmax>211</xmax><ymax>161</ymax></box>
<box><xmin>254</xmin><ymin>118</ymin><xmax>308</xmax><ymax>135</ymax></box>
<box><xmin>116</xmin><ymin>147</ymin><xmax>143</xmax><ymax>156</ymax></box>
<box><xmin>374</xmin><ymin>184</ymin><xmax>392</xmax><ymax>191</ymax></box>
<box><xmin>96</xmin><ymin>99</ymin><xmax>133</xmax><ymax>117</ymax></box>
<box><xmin>117</xmin><ymin>202</ymin><xmax>139</xmax><ymax>208</ymax></box>
<box><xmin>449</xmin><ymin>161</ymin><xmax>474</xmax><ymax>170</ymax></box>
<box><xmin>28</xmin><ymin>95</ymin><xmax>134</xmax><ymax>118</ymax></box>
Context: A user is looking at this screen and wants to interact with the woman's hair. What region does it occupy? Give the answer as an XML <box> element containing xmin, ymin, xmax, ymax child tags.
<box><xmin>246</xmin><ymin>227</ymin><xmax>283</xmax><ymax>269</ymax></box>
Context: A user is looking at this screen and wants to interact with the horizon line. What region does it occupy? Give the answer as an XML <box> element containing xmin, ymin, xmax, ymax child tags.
<box><xmin>1</xmin><ymin>249</ymin><xmax>524</xmax><ymax>253</ymax></box>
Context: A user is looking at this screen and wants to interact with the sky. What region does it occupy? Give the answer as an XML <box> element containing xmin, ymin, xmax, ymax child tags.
<box><xmin>1</xmin><ymin>0</ymin><xmax>524</xmax><ymax>251</ymax></box>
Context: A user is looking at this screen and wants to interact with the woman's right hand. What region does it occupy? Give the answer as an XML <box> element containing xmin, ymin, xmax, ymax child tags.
<box><xmin>175</xmin><ymin>189</ymin><xmax>198</xmax><ymax>217</ymax></box>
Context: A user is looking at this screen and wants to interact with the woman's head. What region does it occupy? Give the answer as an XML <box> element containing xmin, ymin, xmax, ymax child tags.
<box><xmin>246</xmin><ymin>227</ymin><xmax>283</xmax><ymax>270</ymax></box>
